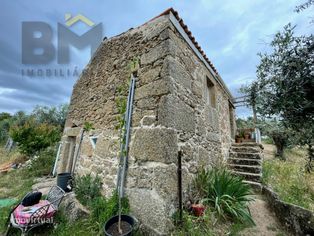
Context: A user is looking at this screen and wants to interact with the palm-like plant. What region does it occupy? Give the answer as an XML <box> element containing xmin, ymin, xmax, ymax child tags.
<box><xmin>194</xmin><ymin>168</ymin><xmax>255</xmax><ymax>225</ymax></box>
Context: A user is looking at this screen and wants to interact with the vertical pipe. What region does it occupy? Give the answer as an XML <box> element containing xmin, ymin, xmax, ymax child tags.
<box><xmin>119</xmin><ymin>75</ymin><xmax>136</xmax><ymax>198</ymax></box>
<box><xmin>178</xmin><ymin>150</ymin><xmax>183</xmax><ymax>225</ymax></box>
<box><xmin>116</xmin><ymin>76</ymin><xmax>133</xmax><ymax>191</ymax></box>
<box><xmin>52</xmin><ymin>142</ymin><xmax>62</xmax><ymax>177</ymax></box>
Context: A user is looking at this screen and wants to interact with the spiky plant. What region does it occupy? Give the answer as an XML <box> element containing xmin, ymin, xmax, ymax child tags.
<box><xmin>194</xmin><ymin>168</ymin><xmax>255</xmax><ymax>225</ymax></box>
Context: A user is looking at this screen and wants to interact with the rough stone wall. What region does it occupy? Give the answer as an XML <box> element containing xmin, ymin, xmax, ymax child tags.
<box><xmin>57</xmin><ymin>14</ymin><xmax>235</xmax><ymax>235</ymax></box>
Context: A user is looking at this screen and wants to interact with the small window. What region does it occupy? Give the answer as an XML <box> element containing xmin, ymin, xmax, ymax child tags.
<box><xmin>89</xmin><ymin>137</ymin><xmax>98</xmax><ymax>149</ymax></box>
<box><xmin>206</xmin><ymin>76</ymin><xmax>216</xmax><ymax>108</ymax></box>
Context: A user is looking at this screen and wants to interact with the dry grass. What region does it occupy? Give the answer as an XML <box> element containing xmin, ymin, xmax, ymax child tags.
<box><xmin>0</xmin><ymin>147</ymin><xmax>27</xmax><ymax>166</ymax></box>
<box><xmin>262</xmin><ymin>145</ymin><xmax>314</xmax><ymax>211</ymax></box>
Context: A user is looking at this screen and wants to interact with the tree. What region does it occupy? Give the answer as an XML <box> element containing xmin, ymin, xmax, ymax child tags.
<box><xmin>241</xmin><ymin>24</ymin><xmax>314</xmax><ymax>170</ymax></box>
<box><xmin>31</xmin><ymin>104</ymin><xmax>69</xmax><ymax>130</ymax></box>
<box><xmin>9</xmin><ymin>118</ymin><xmax>61</xmax><ymax>156</ymax></box>
<box><xmin>295</xmin><ymin>0</ymin><xmax>314</xmax><ymax>13</ymax></box>
<box><xmin>0</xmin><ymin>112</ymin><xmax>11</xmax><ymax>122</ymax></box>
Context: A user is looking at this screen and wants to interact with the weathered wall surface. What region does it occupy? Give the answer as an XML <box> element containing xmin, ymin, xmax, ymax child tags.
<box><xmin>263</xmin><ymin>186</ymin><xmax>314</xmax><ymax>235</ymax></box>
<box><xmin>58</xmin><ymin>14</ymin><xmax>235</xmax><ymax>235</ymax></box>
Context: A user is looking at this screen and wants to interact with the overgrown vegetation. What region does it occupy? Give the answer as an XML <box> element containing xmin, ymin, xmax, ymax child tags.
<box><xmin>27</xmin><ymin>148</ymin><xmax>56</xmax><ymax>177</ymax></box>
<box><xmin>74</xmin><ymin>174</ymin><xmax>102</xmax><ymax>206</ymax></box>
<box><xmin>194</xmin><ymin>168</ymin><xmax>254</xmax><ymax>224</ymax></box>
<box><xmin>0</xmin><ymin>104</ymin><xmax>68</xmax><ymax>156</ymax></box>
<box><xmin>10</xmin><ymin>119</ymin><xmax>61</xmax><ymax>156</ymax></box>
<box><xmin>72</xmin><ymin>174</ymin><xmax>130</xmax><ymax>234</ymax></box>
<box><xmin>174</xmin><ymin>168</ymin><xmax>254</xmax><ymax>235</ymax></box>
<box><xmin>263</xmin><ymin>147</ymin><xmax>314</xmax><ymax>211</ymax></box>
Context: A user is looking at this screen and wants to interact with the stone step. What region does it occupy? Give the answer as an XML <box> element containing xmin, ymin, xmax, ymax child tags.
<box><xmin>229</xmin><ymin>152</ymin><xmax>262</xmax><ymax>160</ymax></box>
<box><xmin>230</xmin><ymin>146</ymin><xmax>261</xmax><ymax>153</ymax></box>
<box><xmin>32</xmin><ymin>177</ymin><xmax>56</xmax><ymax>195</ymax></box>
<box><xmin>231</xmin><ymin>171</ymin><xmax>262</xmax><ymax>182</ymax></box>
<box><xmin>228</xmin><ymin>158</ymin><xmax>262</xmax><ymax>166</ymax></box>
<box><xmin>232</xmin><ymin>143</ymin><xmax>263</xmax><ymax>148</ymax></box>
<box><xmin>243</xmin><ymin>180</ymin><xmax>262</xmax><ymax>192</ymax></box>
<box><xmin>228</xmin><ymin>164</ymin><xmax>262</xmax><ymax>174</ymax></box>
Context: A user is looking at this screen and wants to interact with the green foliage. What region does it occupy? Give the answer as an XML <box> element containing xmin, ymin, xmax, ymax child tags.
<box><xmin>90</xmin><ymin>192</ymin><xmax>129</xmax><ymax>232</ymax></box>
<box><xmin>83</xmin><ymin>121</ymin><xmax>95</xmax><ymax>132</ymax></box>
<box><xmin>73</xmin><ymin>174</ymin><xmax>130</xmax><ymax>234</ymax></box>
<box><xmin>128</xmin><ymin>57</ymin><xmax>140</xmax><ymax>73</ymax></box>
<box><xmin>295</xmin><ymin>0</ymin><xmax>314</xmax><ymax>13</ymax></box>
<box><xmin>236</xmin><ymin>117</ymin><xmax>255</xmax><ymax>130</ymax></box>
<box><xmin>0</xmin><ymin>118</ymin><xmax>11</xmax><ymax>144</ymax></box>
<box><xmin>0</xmin><ymin>112</ymin><xmax>12</xmax><ymax>143</ymax></box>
<box><xmin>32</xmin><ymin>104</ymin><xmax>68</xmax><ymax>130</ymax></box>
<box><xmin>74</xmin><ymin>174</ymin><xmax>102</xmax><ymax>206</ymax></box>
<box><xmin>172</xmin><ymin>210</ymin><xmax>214</xmax><ymax>236</ymax></box>
<box><xmin>50</xmin><ymin>192</ymin><xmax>130</xmax><ymax>236</ymax></box>
<box><xmin>193</xmin><ymin>168</ymin><xmax>254</xmax><ymax>225</ymax></box>
<box><xmin>262</xmin><ymin>148</ymin><xmax>314</xmax><ymax>211</ymax></box>
<box><xmin>9</xmin><ymin>118</ymin><xmax>61</xmax><ymax>156</ymax></box>
<box><xmin>51</xmin><ymin>208</ymin><xmax>95</xmax><ymax>236</ymax></box>
<box><xmin>27</xmin><ymin>148</ymin><xmax>56</xmax><ymax>177</ymax></box>
<box><xmin>240</xmin><ymin>23</ymin><xmax>314</xmax><ymax>165</ymax></box>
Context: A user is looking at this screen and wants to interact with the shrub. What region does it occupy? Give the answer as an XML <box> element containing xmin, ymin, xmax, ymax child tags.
<box><xmin>10</xmin><ymin>118</ymin><xmax>61</xmax><ymax>156</ymax></box>
<box><xmin>74</xmin><ymin>174</ymin><xmax>130</xmax><ymax>234</ymax></box>
<box><xmin>172</xmin><ymin>210</ymin><xmax>214</xmax><ymax>236</ymax></box>
<box><xmin>262</xmin><ymin>150</ymin><xmax>314</xmax><ymax>211</ymax></box>
<box><xmin>27</xmin><ymin>148</ymin><xmax>56</xmax><ymax>177</ymax></box>
<box><xmin>193</xmin><ymin>168</ymin><xmax>254</xmax><ymax>225</ymax></box>
<box><xmin>74</xmin><ymin>174</ymin><xmax>102</xmax><ymax>206</ymax></box>
<box><xmin>90</xmin><ymin>192</ymin><xmax>129</xmax><ymax>226</ymax></box>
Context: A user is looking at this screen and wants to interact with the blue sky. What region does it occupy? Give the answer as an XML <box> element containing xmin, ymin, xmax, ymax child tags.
<box><xmin>0</xmin><ymin>0</ymin><xmax>312</xmax><ymax>117</ymax></box>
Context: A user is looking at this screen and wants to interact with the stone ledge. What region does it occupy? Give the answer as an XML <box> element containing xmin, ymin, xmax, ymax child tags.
<box><xmin>263</xmin><ymin>186</ymin><xmax>314</xmax><ymax>235</ymax></box>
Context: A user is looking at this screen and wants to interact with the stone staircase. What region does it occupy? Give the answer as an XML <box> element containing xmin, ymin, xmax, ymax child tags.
<box><xmin>228</xmin><ymin>143</ymin><xmax>264</xmax><ymax>191</ymax></box>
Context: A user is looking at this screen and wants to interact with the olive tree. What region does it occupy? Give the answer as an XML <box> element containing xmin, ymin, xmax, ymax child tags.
<box><xmin>241</xmin><ymin>24</ymin><xmax>314</xmax><ymax>170</ymax></box>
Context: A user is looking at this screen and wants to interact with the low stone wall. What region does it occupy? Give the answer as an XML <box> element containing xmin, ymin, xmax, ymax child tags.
<box><xmin>263</xmin><ymin>186</ymin><xmax>314</xmax><ymax>235</ymax></box>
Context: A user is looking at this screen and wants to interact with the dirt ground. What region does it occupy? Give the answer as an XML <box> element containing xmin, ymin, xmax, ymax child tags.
<box><xmin>240</xmin><ymin>195</ymin><xmax>290</xmax><ymax>236</ymax></box>
<box><xmin>262</xmin><ymin>143</ymin><xmax>277</xmax><ymax>160</ymax></box>
<box><xmin>240</xmin><ymin>143</ymin><xmax>292</xmax><ymax>236</ymax></box>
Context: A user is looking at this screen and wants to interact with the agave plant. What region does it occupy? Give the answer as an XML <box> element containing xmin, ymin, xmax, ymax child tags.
<box><xmin>194</xmin><ymin>168</ymin><xmax>255</xmax><ymax>225</ymax></box>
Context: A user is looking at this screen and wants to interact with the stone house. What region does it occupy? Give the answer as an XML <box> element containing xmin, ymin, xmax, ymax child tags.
<box><xmin>56</xmin><ymin>8</ymin><xmax>236</xmax><ymax>235</ymax></box>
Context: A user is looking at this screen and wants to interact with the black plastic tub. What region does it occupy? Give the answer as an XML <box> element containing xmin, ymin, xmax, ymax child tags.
<box><xmin>57</xmin><ymin>172</ymin><xmax>72</xmax><ymax>192</ymax></box>
<box><xmin>104</xmin><ymin>214</ymin><xmax>137</xmax><ymax>236</ymax></box>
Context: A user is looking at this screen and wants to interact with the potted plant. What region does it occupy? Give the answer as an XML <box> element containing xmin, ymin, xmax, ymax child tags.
<box><xmin>238</xmin><ymin>130</ymin><xmax>245</xmax><ymax>143</ymax></box>
<box><xmin>191</xmin><ymin>203</ymin><xmax>206</xmax><ymax>217</ymax></box>
<box><xmin>104</xmin><ymin>214</ymin><xmax>138</xmax><ymax>236</ymax></box>
<box><xmin>235</xmin><ymin>135</ymin><xmax>242</xmax><ymax>143</ymax></box>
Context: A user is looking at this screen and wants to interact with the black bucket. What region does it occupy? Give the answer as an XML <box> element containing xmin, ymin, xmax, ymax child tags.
<box><xmin>104</xmin><ymin>214</ymin><xmax>138</xmax><ymax>236</ymax></box>
<box><xmin>57</xmin><ymin>172</ymin><xmax>72</xmax><ymax>192</ymax></box>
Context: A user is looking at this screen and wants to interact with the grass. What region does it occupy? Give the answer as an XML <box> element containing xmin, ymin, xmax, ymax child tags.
<box><xmin>172</xmin><ymin>167</ymin><xmax>254</xmax><ymax>235</ymax></box>
<box><xmin>172</xmin><ymin>208</ymin><xmax>250</xmax><ymax>236</ymax></box>
<box><xmin>0</xmin><ymin>147</ymin><xmax>133</xmax><ymax>236</ymax></box>
<box><xmin>0</xmin><ymin>147</ymin><xmax>55</xmax><ymax>234</ymax></box>
<box><xmin>0</xmin><ymin>148</ymin><xmax>27</xmax><ymax>166</ymax></box>
<box><xmin>262</xmin><ymin>146</ymin><xmax>314</xmax><ymax>211</ymax></box>
<box><xmin>0</xmin><ymin>168</ymin><xmax>36</xmax><ymax>233</ymax></box>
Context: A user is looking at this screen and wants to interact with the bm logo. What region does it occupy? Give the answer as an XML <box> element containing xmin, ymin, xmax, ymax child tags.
<box><xmin>22</xmin><ymin>14</ymin><xmax>103</xmax><ymax>64</ymax></box>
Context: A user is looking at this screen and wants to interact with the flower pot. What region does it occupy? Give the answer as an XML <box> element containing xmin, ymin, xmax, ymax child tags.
<box><xmin>104</xmin><ymin>214</ymin><xmax>138</xmax><ymax>236</ymax></box>
<box><xmin>191</xmin><ymin>204</ymin><xmax>205</xmax><ymax>217</ymax></box>
<box><xmin>244</xmin><ymin>134</ymin><xmax>250</xmax><ymax>140</ymax></box>
<box><xmin>235</xmin><ymin>137</ymin><xmax>242</xmax><ymax>143</ymax></box>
